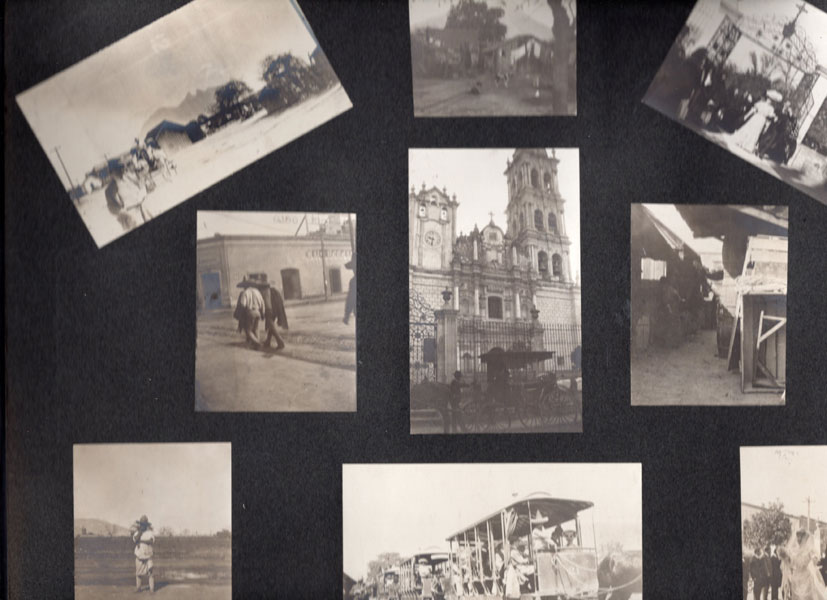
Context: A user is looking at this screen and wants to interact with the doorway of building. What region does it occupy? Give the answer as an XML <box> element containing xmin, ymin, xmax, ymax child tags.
<box><xmin>329</xmin><ymin>268</ymin><xmax>342</xmax><ymax>293</ymax></box>
<box><xmin>201</xmin><ymin>272</ymin><xmax>222</xmax><ymax>309</ymax></box>
<box><xmin>281</xmin><ymin>268</ymin><xmax>302</xmax><ymax>300</ymax></box>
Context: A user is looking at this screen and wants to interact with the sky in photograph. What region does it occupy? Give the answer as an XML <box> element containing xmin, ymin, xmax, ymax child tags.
<box><xmin>74</xmin><ymin>443</ymin><xmax>232</xmax><ymax>533</ymax></box>
<box><xmin>686</xmin><ymin>0</ymin><xmax>827</xmax><ymax>68</ymax></box>
<box><xmin>409</xmin><ymin>148</ymin><xmax>581</xmax><ymax>280</ymax></box>
<box><xmin>197</xmin><ymin>211</ymin><xmax>356</xmax><ymax>240</ymax></box>
<box><xmin>409</xmin><ymin>0</ymin><xmax>560</xmax><ymax>36</ymax></box>
<box><xmin>741</xmin><ymin>446</ymin><xmax>827</xmax><ymax>524</ymax></box>
<box><xmin>343</xmin><ymin>463</ymin><xmax>642</xmax><ymax>580</ymax></box>
<box><xmin>643</xmin><ymin>203</ymin><xmax>723</xmax><ymax>267</ymax></box>
<box><xmin>17</xmin><ymin>0</ymin><xmax>320</xmax><ymax>187</ymax></box>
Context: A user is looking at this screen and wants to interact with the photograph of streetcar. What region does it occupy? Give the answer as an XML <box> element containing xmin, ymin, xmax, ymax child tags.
<box><xmin>343</xmin><ymin>463</ymin><xmax>642</xmax><ymax>600</ymax></box>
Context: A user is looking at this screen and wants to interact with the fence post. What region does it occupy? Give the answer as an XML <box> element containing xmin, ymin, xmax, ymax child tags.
<box><xmin>530</xmin><ymin>308</ymin><xmax>544</xmax><ymax>351</ymax></box>
<box><xmin>435</xmin><ymin>294</ymin><xmax>459</xmax><ymax>384</ymax></box>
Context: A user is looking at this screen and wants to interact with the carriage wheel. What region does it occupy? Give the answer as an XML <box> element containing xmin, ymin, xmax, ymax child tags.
<box><xmin>516</xmin><ymin>390</ymin><xmax>542</xmax><ymax>429</ymax></box>
<box><xmin>486</xmin><ymin>402</ymin><xmax>510</xmax><ymax>432</ymax></box>
<box><xmin>546</xmin><ymin>386</ymin><xmax>575</xmax><ymax>425</ymax></box>
<box><xmin>459</xmin><ymin>401</ymin><xmax>483</xmax><ymax>433</ymax></box>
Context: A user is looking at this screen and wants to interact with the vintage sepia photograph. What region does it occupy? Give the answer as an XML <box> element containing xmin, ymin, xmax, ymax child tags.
<box><xmin>630</xmin><ymin>204</ymin><xmax>788</xmax><ymax>406</ymax></box>
<box><xmin>16</xmin><ymin>0</ymin><xmax>351</xmax><ymax>247</ymax></box>
<box><xmin>740</xmin><ymin>446</ymin><xmax>827</xmax><ymax>600</ymax></box>
<box><xmin>196</xmin><ymin>211</ymin><xmax>356</xmax><ymax>412</ymax></box>
<box><xmin>73</xmin><ymin>443</ymin><xmax>232</xmax><ymax>599</ymax></box>
<box><xmin>409</xmin><ymin>148</ymin><xmax>582</xmax><ymax>434</ymax></box>
<box><xmin>409</xmin><ymin>0</ymin><xmax>576</xmax><ymax>117</ymax></box>
<box><xmin>343</xmin><ymin>463</ymin><xmax>643</xmax><ymax>600</ymax></box>
<box><xmin>643</xmin><ymin>0</ymin><xmax>827</xmax><ymax>204</ymax></box>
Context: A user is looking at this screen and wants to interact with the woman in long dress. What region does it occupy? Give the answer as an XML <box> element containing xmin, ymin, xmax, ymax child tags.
<box><xmin>730</xmin><ymin>93</ymin><xmax>776</xmax><ymax>155</ymax></box>
<box><xmin>779</xmin><ymin>529</ymin><xmax>827</xmax><ymax>600</ymax></box>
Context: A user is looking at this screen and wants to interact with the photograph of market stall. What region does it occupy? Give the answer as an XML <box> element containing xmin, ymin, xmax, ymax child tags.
<box><xmin>630</xmin><ymin>204</ymin><xmax>788</xmax><ymax>406</ymax></box>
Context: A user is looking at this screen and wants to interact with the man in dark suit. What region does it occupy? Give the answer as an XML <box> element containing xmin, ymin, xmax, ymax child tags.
<box><xmin>769</xmin><ymin>546</ymin><xmax>782</xmax><ymax>600</ymax></box>
<box><xmin>750</xmin><ymin>547</ymin><xmax>769</xmax><ymax>600</ymax></box>
<box><xmin>249</xmin><ymin>273</ymin><xmax>287</xmax><ymax>351</ymax></box>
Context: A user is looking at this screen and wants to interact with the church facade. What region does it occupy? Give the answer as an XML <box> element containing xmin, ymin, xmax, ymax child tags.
<box><xmin>409</xmin><ymin>149</ymin><xmax>581</xmax><ymax>383</ymax></box>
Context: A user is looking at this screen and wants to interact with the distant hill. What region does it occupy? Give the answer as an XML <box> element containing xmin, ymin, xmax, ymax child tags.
<box><xmin>74</xmin><ymin>518</ymin><xmax>130</xmax><ymax>537</ymax></box>
<box><xmin>139</xmin><ymin>86</ymin><xmax>221</xmax><ymax>138</ymax></box>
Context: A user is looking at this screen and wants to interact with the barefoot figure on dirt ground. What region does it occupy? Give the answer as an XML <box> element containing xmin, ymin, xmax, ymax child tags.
<box><xmin>131</xmin><ymin>515</ymin><xmax>155</xmax><ymax>593</ymax></box>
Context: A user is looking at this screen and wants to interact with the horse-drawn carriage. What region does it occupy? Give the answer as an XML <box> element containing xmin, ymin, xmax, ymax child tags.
<box><xmin>459</xmin><ymin>349</ymin><xmax>580</xmax><ymax>433</ymax></box>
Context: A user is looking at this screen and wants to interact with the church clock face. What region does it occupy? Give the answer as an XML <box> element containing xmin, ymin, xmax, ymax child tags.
<box><xmin>424</xmin><ymin>231</ymin><xmax>441</xmax><ymax>247</ymax></box>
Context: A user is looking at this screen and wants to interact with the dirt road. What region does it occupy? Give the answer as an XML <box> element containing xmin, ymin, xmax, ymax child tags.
<box><xmin>76</xmin><ymin>584</ymin><xmax>230</xmax><ymax>600</ymax></box>
<box><xmin>196</xmin><ymin>298</ymin><xmax>356</xmax><ymax>411</ymax></box>
<box><xmin>631</xmin><ymin>329</ymin><xmax>784</xmax><ymax>406</ymax></box>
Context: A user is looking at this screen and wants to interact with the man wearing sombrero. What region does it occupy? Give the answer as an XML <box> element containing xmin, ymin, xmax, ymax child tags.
<box><xmin>233</xmin><ymin>275</ymin><xmax>266</xmax><ymax>349</ymax></box>
<box><xmin>130</xmin><ymin>515</ymin><xmax>155</xmax><ymax>593</ymax></box>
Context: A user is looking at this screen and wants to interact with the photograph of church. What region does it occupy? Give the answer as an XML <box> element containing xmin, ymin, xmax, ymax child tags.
<box><xmin>409</xmin><ymin>148</ymin><xmax>581</xmax><ymax>435</ymax></box>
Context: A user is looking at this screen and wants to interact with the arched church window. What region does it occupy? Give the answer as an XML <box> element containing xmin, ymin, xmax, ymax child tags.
<box><xmin>548</xmin><ymin>213</ymin><xmax>557</xmax><ymax>232</ymax></box>
<box><xmin>552</xmin><ymin>253</ymin><xmax>563</xmax><ymax>277</ymax></box>
<box><xmin>534</xmin><ymin>209</ymin><xmax>544</xmax><ymax>230</ymax></box>
<box><xmin>487</xmin><ymin>296</ymin><xmax>503</xmax><ymax>320</ymax></box>
<box><xmin>538</xmin><ymin>251</ymin><xmax>549</xmax><ymax>273</ymax></box>
<box><xmin>440</xmin><ymin>207</ymin><xmax>448</xmax><ymax>221</ymax></box>
<box><xmin>531</xmin><ymin>168</ymin><xmax>540</xmax><ymax>188</ymax></box>
<box><xmin>544</xmin><ymin>172</ymin><xmax>552</xmax><ymax>191</ymax></box>
<box><xmin>418</xmin><ymin>204</ymin><xmax>426</xmax><ymax>217</ymax></box>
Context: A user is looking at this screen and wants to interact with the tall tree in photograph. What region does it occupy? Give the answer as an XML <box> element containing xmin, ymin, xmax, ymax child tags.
<box><xmin>548</xmin><ymin>0</ymin><xmax>576</xmax><ymax>112</ymax></box>
<box><xmin>259</xmin><ymin>53</ymin><xmax>320</xmax><ymax>114</ymax></box>
<box><xmin>445</xmin><ymin>0</ymin><xmax>507</xmax><ymax>43</ymax></box>
<box><xmin>743</xmin><ymin>502</ymin><xmax>793</xmax><ymax>550</ymax></box>
<box><xmin>212</xmin><ymin>80</ymin><xmax>252</xmax><ymax>114</ymax></box>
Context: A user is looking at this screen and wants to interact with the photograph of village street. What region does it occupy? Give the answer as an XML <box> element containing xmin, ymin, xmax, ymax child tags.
<box><xmin>644</xmin><ymin>0</ymin><xmax>827</xmax><ymax>204</ymax></box>
<box><xmin>630</xmin><ymin>204</ymin><xmax>787</xmax><ymax>406</ymax></box>
<box><xmin>740</xmin><ymin>446</ymin><xmax>827</xmax><ymax>600</ymax></box>
<box><xmin>15</xmin><ymin>0</ymin><xmax>351</xmax><ymax>247</ymax></box>
<box><xmin>74</xmin><ymin>443</ymin><xmax>231</xmax><ymax>600</ymax></box>
<box><xmin>409</xmin><ymin>0</ymin><xmax>576</xmax><ymax>117</ymax></box>
<box><xmin>343</xmin><ymin>463</ymin><xmax>642</xmax><ymax>600</ymax></box>
<box><xmin>409</xmin><ymin>149</ymin><xmax>581</xmax><ymax>434</ymax></box>
<box><xmin>196</xmin><ymin>211</ymin><xmax>356</xmax><ymax>412</ymax></box>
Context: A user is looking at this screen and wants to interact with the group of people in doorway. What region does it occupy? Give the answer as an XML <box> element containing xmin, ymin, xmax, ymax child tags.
<box><xmin>744</xmin><ymin>530</ymin><xmax>827</xmax><ymax>600</ymax></box>
<box><xmin>650</xmin><ymin>26</ymin><xmax>800</xmax><ymax>166</ymax></box>
<box><xmin>652</xmin><ymin>253</ymin><xmax>712</xmax><ymax>350</ymax></box>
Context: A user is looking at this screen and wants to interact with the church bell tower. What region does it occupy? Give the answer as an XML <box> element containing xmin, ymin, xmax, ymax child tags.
<box><xmin>504</xmin><ymin>149</ymin><xmax>572</xmax><ymax>282</ymax></box>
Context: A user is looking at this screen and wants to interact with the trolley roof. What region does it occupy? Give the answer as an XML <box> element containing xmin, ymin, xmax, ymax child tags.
<box><xmin>446</xmin><ymin>493</ymin><xmax>593</xmax><ymax>541</ymax></box>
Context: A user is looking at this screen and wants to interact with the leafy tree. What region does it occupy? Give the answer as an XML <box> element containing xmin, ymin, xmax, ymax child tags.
<box><xmin>367</xmin><ymin>552</ymin><xmax>402</xmax><ymax>584</ymax></box>
<box><xmin>215</xmin><ymin>529</ymin><xmax>232</xmax><ymax>539</ymax></box>
<box><xmin>445</xmin><ymin>0</ymin><xmax>506</xmax><ymax>44</ymax></box>
<box><xmin>259</xmin><ymin>53</ymin><xmax>324</xmax><ymax>113</ymax></box>
<box><xmin>213</xmin><ymin>80</ymin><xmax>252</xmax><ymax>114</ymax></box>
<box><xmin>742</xmin><ymin>501</ymin><xmax>792</xmax><ymax>551</ymax></box>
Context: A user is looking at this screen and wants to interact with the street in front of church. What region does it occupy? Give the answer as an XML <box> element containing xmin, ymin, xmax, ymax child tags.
<box><xmin>195</xmin><ymin>298</ymin><xmax>356</xmax><ymax>412</ymax></box>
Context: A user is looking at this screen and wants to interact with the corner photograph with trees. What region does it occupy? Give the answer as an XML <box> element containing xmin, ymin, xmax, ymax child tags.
<box><xmin>643</xmin><ymin>0</ymin><xmax>827</xmax><ymax>205</ymax></box>
<box><xmin>409</xmin><ymin>0</ymin><xmax>576</xmax><ymax>116</ymax></box>
<box><xmin>740</xmin><ymin>446</ymin><xmax>827</xmax><ymax>600</ymax></box>
<box><xmin>15</xmin><ymin>0</ymin><xmax>351</xmax><ymax>248</ymax></box>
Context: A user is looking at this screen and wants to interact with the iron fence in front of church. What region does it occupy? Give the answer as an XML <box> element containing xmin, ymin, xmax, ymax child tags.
<box><xmin>457</xmin><ymin>317</ymin><xmax>581</xmax><ymax>383</ymax></box>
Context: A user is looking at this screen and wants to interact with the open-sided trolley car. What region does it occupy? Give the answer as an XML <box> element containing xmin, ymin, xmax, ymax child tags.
<box><xmin>445</xmin><ymin>492</ymin><xmax>599</xmax><ymax>600</ymax></box>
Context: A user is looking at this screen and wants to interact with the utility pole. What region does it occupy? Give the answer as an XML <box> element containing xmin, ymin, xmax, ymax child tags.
<box><xmin>53</xmin><ymin>146</ymin><xmax>75</xmax><ymax>192</ymax></box>
<box><xmin>347</xmin><ymin>213</ymin><xmax>355</xmax><ymax>254</ymax></box>
<box><xmin>805</xmin><ymin>496</ymin><xmax>814</xmax><ymax>531</ymax></box>
<box><xmin>319</xmin><ymin>222</ymin><xmax>329</xmax><ymax>300</ymax></box>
